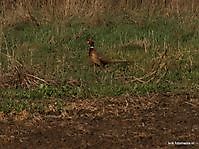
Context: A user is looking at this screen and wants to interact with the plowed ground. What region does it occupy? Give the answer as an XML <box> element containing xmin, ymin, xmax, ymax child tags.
<box><xmin>0</xmin><ymin>94</ymin><xmax>198</xmax><ymax>148</ymax></box>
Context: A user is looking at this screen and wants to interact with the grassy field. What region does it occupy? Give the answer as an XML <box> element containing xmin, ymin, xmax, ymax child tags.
<box><xmin>0</xmin><ymin>2</ymin><xmax>199</xmax><ymax>147</ymax></box>
<box><xmin>0</xmin><ymin>12</ymin><xmax>199</xmax><ymax>113</ymax></box>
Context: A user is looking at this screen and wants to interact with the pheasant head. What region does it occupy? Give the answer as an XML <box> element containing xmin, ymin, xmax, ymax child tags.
<box><xmin>87</xmin><ymin>38</ymin><xmax>95</xmax><ymax>47</ymax></box>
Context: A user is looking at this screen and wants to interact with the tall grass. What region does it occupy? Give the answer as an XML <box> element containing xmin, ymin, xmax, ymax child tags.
<box><xmin>1</xmin><ymin>0</ymin><xmax>199</xmax><ymax>28</ymax></box>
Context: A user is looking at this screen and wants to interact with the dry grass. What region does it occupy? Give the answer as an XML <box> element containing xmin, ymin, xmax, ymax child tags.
<box><xmin>1</xmin><ymin>0</ymin><xmax>199</xmax><ymax>28</ymax></box>
<box><xmin>0</xmin><ymin>53</ymin><xmax>48</xmax><ymax>89</ymax></box>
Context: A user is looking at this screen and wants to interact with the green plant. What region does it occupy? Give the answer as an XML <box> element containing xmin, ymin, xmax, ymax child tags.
<box><xmin>0</xmin><ymin>11</ymin><xmax>198</xmax><ymax>114</ymax></box>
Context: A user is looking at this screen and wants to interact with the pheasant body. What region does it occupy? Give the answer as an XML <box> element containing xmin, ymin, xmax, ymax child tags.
<box><xmin>87</xmin><ymin>39</ymin><xmax>129</xmax><ymax>67</ymax></box>
<box><xmin>87</xmin><ymin>39</ymin><xmax>110</xmax><ymax>67</ymax></box>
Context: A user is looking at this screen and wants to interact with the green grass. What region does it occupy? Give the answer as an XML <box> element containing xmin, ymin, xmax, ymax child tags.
<box><xmin>0</xmin><ymin>14</ymin><xmax>199</xmax><ymax>112</ymax></box>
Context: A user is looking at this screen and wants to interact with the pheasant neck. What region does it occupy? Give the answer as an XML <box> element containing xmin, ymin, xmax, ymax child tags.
<box><xmin>89</xmin><ymin>47</ymin><xmax>94</xmax><ymax>56</ymax></box>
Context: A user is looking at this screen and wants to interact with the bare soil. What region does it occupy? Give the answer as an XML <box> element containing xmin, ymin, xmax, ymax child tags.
<box><xmin>0</xmin><ymin>93</ymin><xmax>198</xmax><ymax>149</ymax></box>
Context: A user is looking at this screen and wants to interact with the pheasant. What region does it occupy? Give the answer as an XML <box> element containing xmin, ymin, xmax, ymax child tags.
<box><xmin>87</xmin><ymin>39</ymin><xmax>110</xmax><ymax>67</ymax></box>
<box><xmin>87</xmin><ymin>39</ymin><xmax>128</xmax><ymax>67</ymax></box>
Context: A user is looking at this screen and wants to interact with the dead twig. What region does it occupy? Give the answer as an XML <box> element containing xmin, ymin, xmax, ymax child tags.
<box><xmin>117</xmin><ymin>48</ymin><xmax>169</xmax><ymax>84</ymax></box>
<box><xmin>25</xmin><ymin>73</ymin><xmax>48</xmax><ymax>85</ymax></box>
<box><xmin>0</xmin><ymin>54</ymin><xmax>48</xmax><ymax>88</ymax></box>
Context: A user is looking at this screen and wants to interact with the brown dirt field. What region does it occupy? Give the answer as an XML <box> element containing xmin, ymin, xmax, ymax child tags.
<box><xmin>0</xmin><ymin>94</ymin><xmax>198</xmax><ymax>148</ymax></box>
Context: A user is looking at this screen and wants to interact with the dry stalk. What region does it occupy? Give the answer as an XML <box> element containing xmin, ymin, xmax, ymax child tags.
<box><xmin>0</xmin><ymin>52</ymin><xmax>48</xmax><ymax>89</ymax></box>
<box><xmin>121</xmin><ymin>48</ymin><xmax>169</xmax><ymax>84</ymax></box>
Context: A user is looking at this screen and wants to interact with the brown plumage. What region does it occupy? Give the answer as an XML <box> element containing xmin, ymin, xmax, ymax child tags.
<box><xmin>87</xmin><ymin>39</ymin><xmax>128</xmax><ymax>67</ymax></box>
<box><xmin>87</xmin><ymin>39</ymin><xmax>109</xmax><ymax>67</ymax></box>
